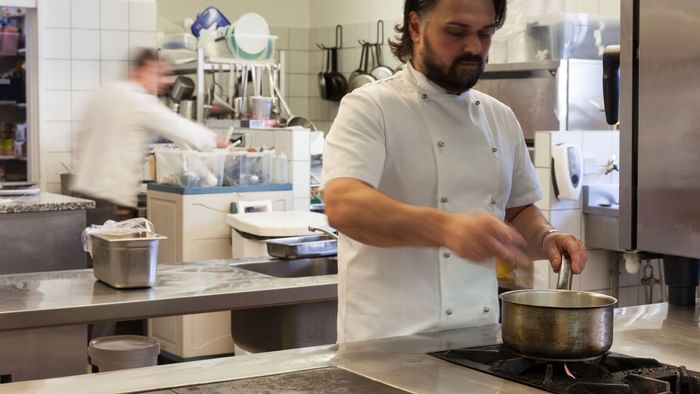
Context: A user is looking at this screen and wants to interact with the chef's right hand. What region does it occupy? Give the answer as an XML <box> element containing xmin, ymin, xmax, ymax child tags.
<box><xmin>443</xmin><ymin>212</ymin><xmax>530</xmax><ymax>266</ymax></box>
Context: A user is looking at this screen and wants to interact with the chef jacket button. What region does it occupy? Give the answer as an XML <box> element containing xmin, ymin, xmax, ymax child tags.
<box><xmin>492</xmin><ymin>147</ymin><xmax>498</xmax><ymax>153</ymax></box>
<box><xmin>483</xmin><ymin>306</ymin><xmax>490</xmax><ymax>313</ymax></box>
<box><xmin>437</xmin><ymin>141</ymin><xmax>446</xmax><ymax>148</ymax></box>
<box><xmin>441</xmin><ymin>196</ymin><xmax>449</xmax><ymax>204</ymax></box>
<box><xmin>490</xmin><ymin>198</ymin><xmax>497</xmax><ymax>205</ymax></box>
<box><xmin>421</xmin><ymin>93</ymin><xmax>429</xmax><ymax>100</ymax></box>
<box><xmin>443</xmin><ymin>252</ymin><xmax>451</xmax><ymax>259</ymax></box>
<box><xmin>446</xmin><ymin>309</ymin><xmax>454</xmax><ymax>316</ymax></box>
<box><xmin>475</xmin><ymin>100</ymin><xmax>481</xmax><ymax>106</ymax></box>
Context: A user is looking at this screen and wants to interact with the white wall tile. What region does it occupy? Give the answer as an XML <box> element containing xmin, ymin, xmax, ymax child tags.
<box><xmin>551</xmin><ymin>130</ymin><xmax>583</xmax><ymax>148</ymax></box>
<box><xmin>550</xmin><ymin>209</ymin><xmax>582</xmax><ymax>239</ymax></box>
<box><xmin>71</xmin><ymin>0</ymin><xmax>100</xmax><ymax>29</ymax></box>
<box><xmin>289</xmin><ymin>27</ymin><xmax>310</xmax><ymax>51</ymax></box>
<box><xmin>101</xmin><ymin>30</ymin><xmax>129</xmax><ymax>60</ymax></box>
<box><xmin>71</xmin><ymin>91</ymin><xmax>94</xmax><ymax>121</ymax></box>
<box><xmin>44</xmin><ymin>28</ymin><xmax>71</xmax><ymax>59</ymax></box>
<box><xmin>128</xmin><ymin>31</ymin><xmax>157</xmax><ymax>58</ymax></box>
<box><xmin>270</xmin><ymin>26</ymin><xmax>289</xmax><ymax>51</ymax></box>
<box><xmin>43</xmin><ymin>0</ymin><xmax>70</xmax><ymax>28</ymax></box>
<box><xmin>43</xmin><ymin>152</ymin><xmax>73</xmax><ymax>183</ymax></box>
<box><xmin>582</xmin><ymin>130</ymin><xmax>614</xmax><ymax>167</ymax></box>
<box><xmin>71</xmin><ymin>29</ymin><xmax>101</xmax><ymax>60</ymax></box>
<box><xmin>340</xmin><ymin>47</ymin><xmax>358</xmax><ymax>74</ymax></box>
<box><xmin>599</xmin><ymin>0</ymin><xmax>620</xmax><ymax>18</ymax></box>
<box><xmin>288</xmin><ymin>97</ymin><xmax>310</xmax><ymax>118</ymax></box>
<box><xmin>288</xmin><ymin>50</ymin><xmax>310</xmax><ymax>74</ymax></box>
<box><xmin>535</xmin><ymin>168</ymin><xmax>551</xmax><ymax>210</ymax></box>
<box><xmin>101</xmin><ymin>60</ymin><xmax>128</xmax><ymax>84</ymax></box>
<box><xmin>71</xmin><ymin>60</ymin><xmax>100</xmax><ymax>90</ymax></box>
<box><xmin>534</xmin><ymin>131</ymin><xmax>552</xmax><ymax>168</ymax></box>
<box><xmin>41</xmin><ymin>121</ymin><xmax>73</xmax><ymax>152</ymax></box>
<box><xmin>308</xmin><ymin>97</ymin><xmax>329</xmax><ymax>120</ymax></box>
<box><xmin>128</xmin><ymin>0</ymin><xmax>157</xmax><ymax>32</ymax></box>
<box><xmin>45</xmin><ymin>183</ymin><xmax>62</xmax><ymax>194</ymax></box>
<box><xmin>101</xmin><ymin>0</ymin><xmax>129</xmax><ymax>30</ymax></box>
<box><xmin>43</xmin><ymin>91</ymin><xmax>72</xmax><ymax>121</ymax></box>
<box><xmin>576</xmin><ymin>0</ymin><xmax>599</xmax><ymax>14</ymax></box>
<box><xmin>43</xmin><ymin>60</ymin><xmax>71</xmax><ymax>90</ymax></box>
<box><xmin>288</xmin><ymin>74</ymin><xmax>310</xmax><ymax>97</ymax></box>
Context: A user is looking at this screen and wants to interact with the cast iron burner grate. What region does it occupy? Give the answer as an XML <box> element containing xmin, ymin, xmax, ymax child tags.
<box><xmin>430</xmin><ymin>344</ymin><xmax>700</xmax><ymax>393</ymax></box>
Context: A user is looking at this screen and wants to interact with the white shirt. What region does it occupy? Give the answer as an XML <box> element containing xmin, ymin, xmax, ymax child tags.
<box><xmin>72</xmin><ymin>81</ymin><xmax>216</xmax><ymax>208</ymax></box>
<box><xmin>322</xmin><ymin>64</ymin><xmax>543</xmax><ymax>343</ymax></box>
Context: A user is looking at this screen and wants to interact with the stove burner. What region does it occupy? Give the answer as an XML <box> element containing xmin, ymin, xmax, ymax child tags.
<box><xmin>431</xmin><ymin>344</ymin><xmax>700</xmax><ymax>394</ymax></box>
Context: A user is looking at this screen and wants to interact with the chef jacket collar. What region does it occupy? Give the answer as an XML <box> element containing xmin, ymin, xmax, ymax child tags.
<box><xmin>406</xmin><ymin>61</ymin><xmax>473</xmax><ymax>102</ymax></box>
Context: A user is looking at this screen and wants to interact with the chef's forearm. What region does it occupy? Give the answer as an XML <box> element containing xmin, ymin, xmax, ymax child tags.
<box><xmin>323</xmin><ymin>178</ymin><xmax>448</xmax><ymax>247</ymax></box>
<box><xmin>506</xmin><ymin>204</ymin><xmax>553</xmax><ymax>259</ymax></box>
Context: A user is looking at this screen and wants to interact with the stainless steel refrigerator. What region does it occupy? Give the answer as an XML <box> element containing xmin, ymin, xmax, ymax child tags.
<box><xmin>605</xmin><ymin>0</ymin><xmax>700</xmax><ymax>305</ymax></box>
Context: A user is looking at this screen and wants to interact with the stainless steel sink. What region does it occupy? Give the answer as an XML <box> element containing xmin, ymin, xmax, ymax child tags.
<box><xmin>232</xmin><ymin>257</ymin><xmax>337</xmax><ymax>278</ymax></box>
<box><xmin>230</xmin><ymin>257</ymin><xmax>338</xmax><ymax>353</ymax></box>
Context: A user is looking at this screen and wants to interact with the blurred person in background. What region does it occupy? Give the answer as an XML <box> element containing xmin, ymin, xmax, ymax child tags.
<box><xmin>72</xmin><ymin>48</ymin><xmax>227</xmax><ymax>339</ymax></box>
<box><xmin>72</xmin><ymin>47</ymin><xmax>227</xmax><ymax>225</ymax></box>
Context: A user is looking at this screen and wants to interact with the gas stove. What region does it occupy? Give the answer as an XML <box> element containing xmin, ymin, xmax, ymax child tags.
<box><xmin>431</xmin><ymin>344</ymin><xmax>700</xmax><ymax>394</ymax></box>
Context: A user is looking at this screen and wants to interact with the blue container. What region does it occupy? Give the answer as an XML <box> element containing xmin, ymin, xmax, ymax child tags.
<box><xmin>190</xmin><ymin>7</ymin><xmax>231</xmax><ymax>37</ymax></box>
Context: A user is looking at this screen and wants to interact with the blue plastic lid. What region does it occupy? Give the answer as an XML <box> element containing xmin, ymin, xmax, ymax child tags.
<box><xmin>191</xmin><ymin>6</ymin><xmax>231</xmax><ymax>37</ymax></box>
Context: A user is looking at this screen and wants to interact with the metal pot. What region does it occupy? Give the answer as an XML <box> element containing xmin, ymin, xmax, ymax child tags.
<box><xmin>178</xmin><ymin>99</ymin><xmax>195</xmax><ymax>119</ymax></box>
<box><xmin>500</xmin><ymin>257</ymin><xmax>618</xmax><ymax>361</ymax></box>
<box><xmin>169</xmin><ymin>76</ymin><xmax>195</xmax><ymax>102</ymax></box>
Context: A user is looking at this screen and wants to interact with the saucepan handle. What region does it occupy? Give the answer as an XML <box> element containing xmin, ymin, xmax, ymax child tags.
<box><xmin>556</xmin><ymin>253</ymin><xmax>573</xmax><ymax>290</ymax></box>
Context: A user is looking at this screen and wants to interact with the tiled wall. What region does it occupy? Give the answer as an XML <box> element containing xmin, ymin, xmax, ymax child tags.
<box><xmin>532</xmin><ymin>130</ymin><xmax>665</xmax><ymax>307</ymax></box>
<box><xmin>38</xmin><ymin>0</ymin><xmax>157</xmax><ymax>193</ymax></box>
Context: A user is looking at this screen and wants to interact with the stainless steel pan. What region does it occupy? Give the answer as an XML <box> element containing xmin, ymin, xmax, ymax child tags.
<box><xmin>500</xmin><ymin>256</ymin><xmax>618</xmax><ymax>361</ymax></box>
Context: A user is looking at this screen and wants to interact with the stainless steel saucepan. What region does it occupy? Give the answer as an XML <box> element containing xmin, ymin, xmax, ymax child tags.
<box><xmin>500</xmin><ymin>256</ymin><xmax>618</xmax><ymax>361</ymax></box>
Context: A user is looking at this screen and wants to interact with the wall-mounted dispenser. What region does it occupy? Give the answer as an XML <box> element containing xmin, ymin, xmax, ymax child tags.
<box><xmin>552</xmin><ymin>143</ymin><xmax>583</xmax><ymax>200</ymax></box>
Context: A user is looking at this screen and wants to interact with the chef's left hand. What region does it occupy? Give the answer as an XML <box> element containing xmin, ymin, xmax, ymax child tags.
<box><xmin>542</xmin><ymin>233</ymin><xmax>587</xmax><ymax>274</ymax></box>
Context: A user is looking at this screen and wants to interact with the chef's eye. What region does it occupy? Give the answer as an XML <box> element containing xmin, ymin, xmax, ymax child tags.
<box><xmin>446</xmin><ymin>29</ymin><xmax>467</xmax><ymax>38</ymax></box>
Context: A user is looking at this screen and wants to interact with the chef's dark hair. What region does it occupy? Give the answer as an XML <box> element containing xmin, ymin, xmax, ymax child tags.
<box><xmin>389</xmin><ymin>0</ymin><xmax>507</xmax><ymax>63</ymax></box>
<box><xmin>133</xmin><ymin>48</ymin><xmax>160</xmax><ymax>69</ymax></box>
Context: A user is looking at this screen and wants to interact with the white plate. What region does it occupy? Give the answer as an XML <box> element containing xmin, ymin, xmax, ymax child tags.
<box><xmin>233</xmin><ymin>13</ymin><xmax>269</xmax><ymax>56</ymax></box>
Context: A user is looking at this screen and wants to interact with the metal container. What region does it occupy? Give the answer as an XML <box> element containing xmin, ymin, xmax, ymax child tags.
<box><xmin>178</xmin><ymin>99</ymin><xmax>195</xmax><ymax>119</ymax></box>
<box><xmin>169</xmin><ymin>76</ymin><xmax>195</xmax><ymax>102</ymax></box>
<box><xmin>91</xmin><ymin>232</ymin><xmax>166</xmax><ymax>289</ymax></box>
<box><xmin>500</xmin><ymin>257</ymin><xmax>618</xmax><ymax>361</ymax></box>
<box><xmin>266</xmin><ymin>235</ymin><xmax>337</xmax><ymax>259</ymax></box>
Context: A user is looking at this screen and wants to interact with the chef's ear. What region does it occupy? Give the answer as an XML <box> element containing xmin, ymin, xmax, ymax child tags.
<box><xmin>408</xmin><ymin>11</ymin><xmax>423</xmax><ymax>44</ymax></box>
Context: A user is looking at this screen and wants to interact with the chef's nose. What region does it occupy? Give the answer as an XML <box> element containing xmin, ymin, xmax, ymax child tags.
<box><xmin>462</xmin><ymin>33</ymin><xmax>483</xmax><ymax>55</ymax></box>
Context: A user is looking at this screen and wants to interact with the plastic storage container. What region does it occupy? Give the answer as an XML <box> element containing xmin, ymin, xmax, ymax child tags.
<box><xmin>160</xmin><ymin>33</ymin><xmax>197</xmax><ymax>51</ymax></box>
<box><xmin>88</xmin><ymin>335</ymin><xmax>160</xmax><ymax>372</ymax></box>
<box><xmin>91</xmin><ymin>231</ymin><xmax>166</xmax><ymax>288</ymax></box>
<box><xmin>223</xmin><ymin>151</ymin><xmax>272</xmax><ymax>186</ymax></box>
<box><xmin>155</xmin><ymin>149</ymin><xmax>227</xmax><ymax>188</ymax></box>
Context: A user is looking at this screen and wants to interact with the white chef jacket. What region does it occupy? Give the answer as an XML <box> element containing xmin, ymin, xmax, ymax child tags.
<box><xmin>322</xmin><ymin>64</ymin><xmax>543</xmax><ymax>343</ymax></box>
<box><xmin>72</xmin><ymin>81</ymin><xmax>217</xmax><ymax>208</ymax></box>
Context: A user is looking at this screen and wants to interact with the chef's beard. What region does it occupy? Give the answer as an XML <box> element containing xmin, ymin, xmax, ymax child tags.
<box><xmin>420</xmin><ymin>39</ymin><xmax>485</xmax><ymax>95</ymax></box>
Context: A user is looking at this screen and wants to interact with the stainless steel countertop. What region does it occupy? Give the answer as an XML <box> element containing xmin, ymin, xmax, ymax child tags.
<box><xmin>0</xmin><ymin>192</ymin><xmax>95</xmax><ymax>214</ymax></box>
<box><xmin>0</xmin><ymin>259</ymin><xmax>336</xmax><ymax>331</ymax></box>
<box><xmin>3</xmin><ymin>301</ymin><xmax>699</xmax><ymax>394</ymax></box>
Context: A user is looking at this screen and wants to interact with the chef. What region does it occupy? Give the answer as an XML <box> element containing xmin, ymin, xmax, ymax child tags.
<box><xmin>72</xmin><ymin>48</ymin><xmax>227</xmax><ymax>223</ymax></box>
<box><xmin>322</xmin><ymin>0</ymin><xmax>588</xmax><ymax>343</ymax></box>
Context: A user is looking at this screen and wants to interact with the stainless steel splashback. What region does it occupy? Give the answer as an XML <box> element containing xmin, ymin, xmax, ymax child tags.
<box><xmin>475</xmin><ymin>59</ymin><xmax>608</xmax><ymax>142</ymax></box>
